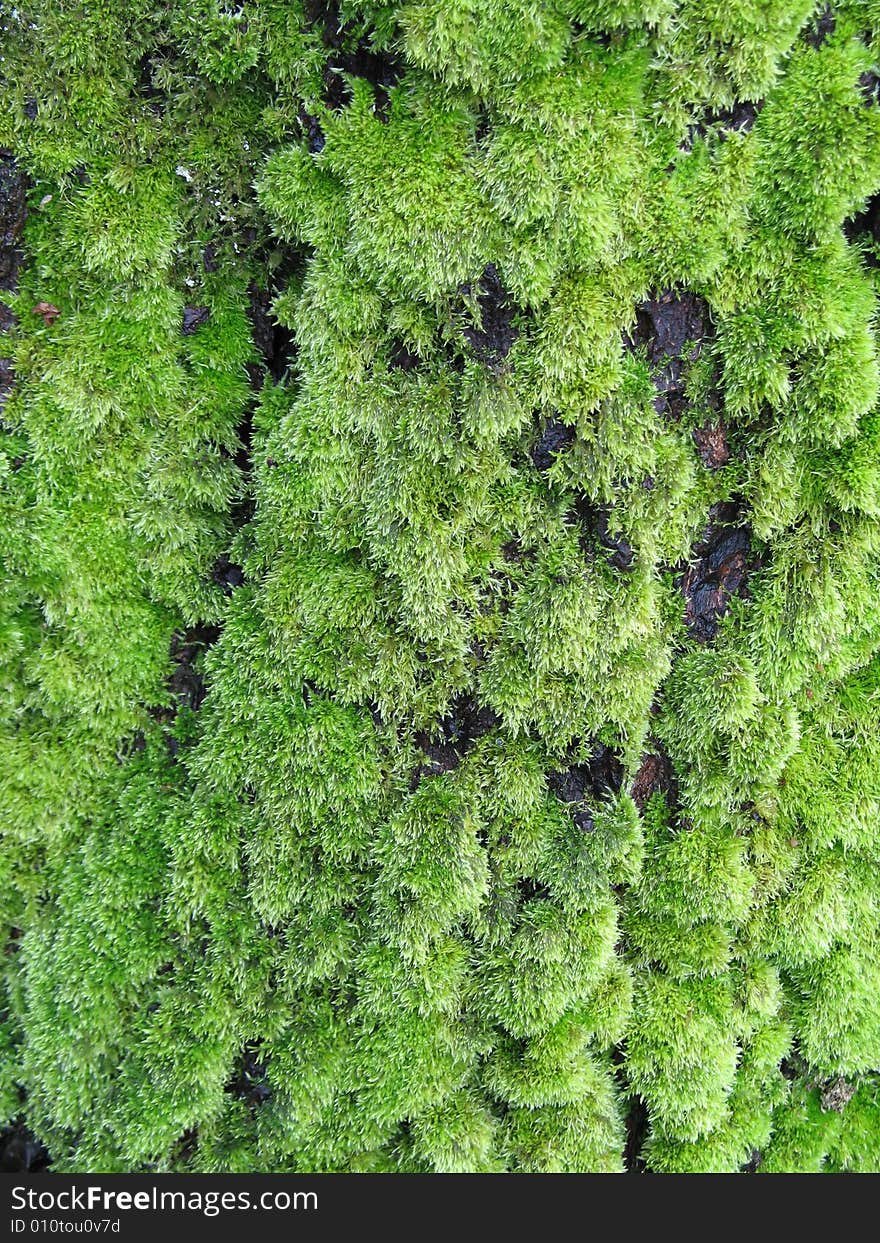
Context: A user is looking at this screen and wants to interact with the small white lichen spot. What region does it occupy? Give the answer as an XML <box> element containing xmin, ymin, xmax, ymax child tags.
<box><xmin>175</xmin><ymin>166</ymin><xmax>193</xmax><ymax>182</ymax></box>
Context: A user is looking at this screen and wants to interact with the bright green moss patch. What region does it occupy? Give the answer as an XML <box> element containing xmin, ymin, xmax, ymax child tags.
<box><xmin>2</xmin><ymin>0</ymin><xmax>880</xmax><ymax>1173</ymax></box>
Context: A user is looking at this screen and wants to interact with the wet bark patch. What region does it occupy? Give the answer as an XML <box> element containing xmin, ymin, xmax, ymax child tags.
<box><xmin>860</xmin><ymin>71</ymin><xmax>880</xmax><ymax>108</ymax></box>
<box><xmin>680</xmin><ymin>503</ymin><xmax>752</xmax><ymax>642</ymax></box>
<box><xmin>819</xmin><ymin>1076</ymin><xmax>856</xmax><ymax>1113</ymax></box>
<box><xmin>625</xmin><ymin>289</ymin><xmax>712</xmax><ymax>420</ymax></box>
<box><xmin>410</xmin><ymin>694</ymin><xmax>500</xmax><ymax>790</ymax></box>
<box><xmin>1</xmin><ymin>152</ymin><xmax>27</xmax><ymax>413</ymax></box>
<box><xmin>225</xmin><ymin>1043</ymin><xmax>271</xmax><ymax>1110</ymax></box>
<box><xmin>133</xmin><ymin>50</ymin><xmax>166</xmax><ymax>115</ymax></box>
<box><xmin>439</xmin><ymin>694</ymin><xmax>500</xmax><ymax>748</ymax></box>
<box><xmin>323</xmin><ymin>45</ymin><xmax>402</xmax><ymax>118</ymax></box>
<box><xmin>628</xmin><ymin>289</ymin><xmax>710</xmax><ymax>363</ymax></box>
<box><xmin>307</xmin><ymin>1</ymin><xmax>402</xmax><ymax>118</ymax></box>
<box><xmin>572</xmin><ymin>496</ymin><xmax>634</xmax><ymax>572</ymax></box>
<box><xmin>238</xmin><ymin>274</ymin><xmax>297</xmax><ymax>507</ymax></box>
<box><xmin>844</xmin><ymin>194</ymin><xmax>879</xmax><ymax>266</ymax></box>
<box><xmin>212</xmin><ymin>554</ymin><xmax>244</xmax><ymax>595</ymax></box>
<box><xmin>630</xmin><ymin>746</ymin><xmax>679</xmax><ymax>812</ymax></box>
<box><xmin>803</xmin><ymin>6</ymin><xmax>835</xmax><ymax>49</ymax></box>
<box><xmin>0</xmin><ymin>1118</ymin><xmax>50</xmax><ymax>1173</ymax></box>
<box><xmin>0</xmin><ymin>153</ymin><xmax>26</xmax><ymax>294</ymax></box>
<box><xmin>388</xmin><ymin>338</ymin><xmax>423</xmax><ymax>371</ymax></box>
<box><xmin>691</xmin><ymin>419</ymin><xmax>731</xmax><ymax>470</ymax></box>
<box><xmin>548</xmin><ymin>742</ymin><xmax>624</xmax><ymax>831</ymax></box>
<box><xmin>623</xmin><ymin>1093</ymin><xmax>649</xmax><ymax>1173</ymax></box>
<box><xmin>247</xmin><ymin>274</ymin><xmax>296</xmax><ymax>383</ymax></box>
<box><xmin>681</xmin><ymin>101</ymin><xmax>764</xmax><ymax>155</ymax></box>
<box><xmin>0</xmin><ymin>355</ymin><xmax>14</xmax><ymax>415</ymax></box>
<box><xmin>182</xmin><ymin>305</ymin><xmax>211</xmax><ymax>336</ymax></box>
<box><xmin>298</xmin><ymin>108</ymin><xmax>326</xmax><ymax>154</ymax></box>
<box><xmin>155</xmin><ymin>626</ymin><xmax>221</xmax><ymax>740</ymax></box>
<box><xmin>530</xmin><ymin>416</ymin><xmax>575</xmax><ymax>471</ymax></box>
<box><xmin>461</xmin><ymin>264</ymin><xmax>520</xmax><ymax>366</ymax></box>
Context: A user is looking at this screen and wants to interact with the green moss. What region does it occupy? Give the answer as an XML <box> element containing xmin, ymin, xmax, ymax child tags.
<box><xmin>2</xmin><ymin>0</ymin><xmax>880</xmax><ymax>1173</ymax></box>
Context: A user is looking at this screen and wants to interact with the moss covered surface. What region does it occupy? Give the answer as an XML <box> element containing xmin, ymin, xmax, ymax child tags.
<box><xmin>2</xmin><ymin>0</ymin><xmax>880</xmax><ymax>1173</ymax></box>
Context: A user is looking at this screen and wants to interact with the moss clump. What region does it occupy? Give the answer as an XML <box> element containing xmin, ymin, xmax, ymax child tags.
<box><xmin>2</xmin><ymin>0</ymin><xmax>880</xmax><ymax>1173</ymax></box>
